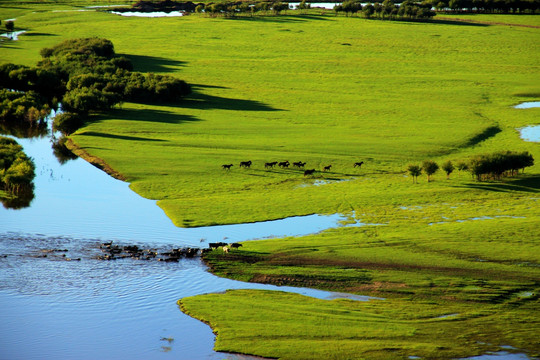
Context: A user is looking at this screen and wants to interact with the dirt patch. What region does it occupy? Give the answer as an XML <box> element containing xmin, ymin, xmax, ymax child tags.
<box><xmin>65</xmin><ymin>138</ymin><xmax>126</xmax><ymax>181</ymax></box>
<box><xmin>347</xmin><ymin>282</ymin><xmax>408</xmax><ymax>292</ymax></box>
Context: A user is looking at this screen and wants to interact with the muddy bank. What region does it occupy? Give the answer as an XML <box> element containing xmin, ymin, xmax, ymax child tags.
<box><xmin>65</xmin><ymin>138</ymin><xmax>126</xmax><ymax>181</ymax></box>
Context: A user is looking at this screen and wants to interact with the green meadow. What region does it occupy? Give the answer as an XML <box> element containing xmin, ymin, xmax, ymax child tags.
<box><xmin>1</xmin><ymin>2</ymin><xmax>539</xmax><ymax>359</ymax></box>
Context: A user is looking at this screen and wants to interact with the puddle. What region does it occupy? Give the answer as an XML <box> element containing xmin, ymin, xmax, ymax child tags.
<box><xmin>516</xmin><ymin>291</ymin><xmax>536</xmax><ymax>299</ymax></box>
<box><xmin>110</xmin><ymin>11</ymin><xmax>185</xmax><ymax>17</ymax></box>
<box><xmin>458</xmin><ymin>351</ymin><xmax>537</xmax><ymax>359</ymax></box>
<box><xmin>433</xmin><ymin>313</ymin><xmax>459</xmax><ymax>319</ymax></box>
<box><xmin>514</xmin><ymin>101</ymin><xmax>540</xmax><ymax>109</ymax></box>
<box><xmin>519</xmin><ymin>125</ymin><xmax>540</xmax><ymax>142</ymax></box>
<box><xmin>296</xmin><ymin>178</ymin><xmax>354</xmax><ymax>188</ymax></box>
<box><xmin>0</xmin><ymin>30</ymin><xmax>26</xmax><ymax>40</ymax></box>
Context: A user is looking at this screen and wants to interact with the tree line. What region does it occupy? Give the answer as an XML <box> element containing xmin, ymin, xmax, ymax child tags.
<box><xmin>0</xmin><ymin>37</ymin><xmax>191</xmax><ymax>134</ymax></box>
<box><xmin>432</xmin><ymin>0</ymin><xmax>539</xmax><ymax>13</ymax></box>
<box><xmin>334</xmin><ymin>0</ymin><xmax>436</xmax><ymax>19</ymax></box>
<box><xmin>407</xmin><ymin>151</ymin><xmax>534</xmax><ymax>183</ymax></box>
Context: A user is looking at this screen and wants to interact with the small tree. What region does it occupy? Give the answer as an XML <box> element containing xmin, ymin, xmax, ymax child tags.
<box><xmin>441</xmin><ymin>160</ymin><xmax>454</xmax><ymax>179</ymax></box>
<box><xmin>5</xmin><ymin>21</ymin><xmax>14</xmax><ymax>35</ymax></box>
<box><xmin>422</xmin><ymin>160</ymin><xmax>439</xmax><ymax>182</ymax></box>
<box><xmin>407</xmin><ymin>164</ymin><xmax>422</xmax><ymax>184</ymax></box>
<box><xmin>456</xmin><ymin>161</ymin><xmax>469</xmax><ymax>172</ymax></box>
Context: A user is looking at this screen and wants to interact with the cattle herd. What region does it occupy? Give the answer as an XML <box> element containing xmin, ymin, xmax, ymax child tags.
<box><xmin>95</xmin><ymin>241</ymin><xmax>243</xmax><ymax>262</ymax></box>
<box><xmin>222</xmin><ymin>160</ymin><xmax>364</xmax><ymax>176</ymax></box>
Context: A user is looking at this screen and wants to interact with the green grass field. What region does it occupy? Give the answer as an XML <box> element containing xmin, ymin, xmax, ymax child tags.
<box><xmin>1</xmin><ymin>3</ymin><xmax>539</xmax><ymax>359</ymax></box>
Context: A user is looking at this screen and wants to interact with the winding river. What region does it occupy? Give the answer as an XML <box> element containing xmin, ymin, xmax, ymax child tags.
<box><xmin>0</xmin><ymin>125</ymin><xmax>376</xmax><ymax>360</ymax></box>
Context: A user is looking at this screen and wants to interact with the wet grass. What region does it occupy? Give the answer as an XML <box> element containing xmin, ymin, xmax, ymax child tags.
<box><xmin>180</xmin><ymin>288</ymin><xmax>539</xmax><ymax>360</ymax></box>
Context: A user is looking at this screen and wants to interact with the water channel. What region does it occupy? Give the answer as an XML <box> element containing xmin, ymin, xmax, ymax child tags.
<box><xmin>0</xmin><ymin>124</ymin><xmax>378</xmax><ymax>359</ymax></box>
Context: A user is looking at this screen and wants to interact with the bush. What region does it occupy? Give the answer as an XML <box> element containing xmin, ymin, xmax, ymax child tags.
<box><xmin>53</xmin><ymin>112</ymin><xmax>84</xmax><ymax>135</ymax></box>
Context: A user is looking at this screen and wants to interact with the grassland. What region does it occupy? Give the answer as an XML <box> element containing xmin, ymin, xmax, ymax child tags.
<box><xmin>1</xmin><ymin>2</ymin><xmax>539</xmax><ymax>359</ymax></box>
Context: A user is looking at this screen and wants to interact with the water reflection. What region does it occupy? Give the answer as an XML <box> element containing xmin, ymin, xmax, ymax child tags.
<box><xmin>51</xmin><ymin>136</ymin><xmax>78</xmax><ymax>164</ymax></box>
<box><xmin>0</xmin><ymin>120</ymin><xmax>49</xmax><ymax>139</ymax></box>
<box><xmin>0</xmin><ymin>185</ymin><xmax>34</xmax><ymax>209</ymax></box>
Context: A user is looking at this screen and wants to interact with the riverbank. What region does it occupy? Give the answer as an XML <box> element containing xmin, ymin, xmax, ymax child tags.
<box><xmin>65</xmin><ymin>138</ymin><xmax>127</xmax><ymax>181</ymax></box>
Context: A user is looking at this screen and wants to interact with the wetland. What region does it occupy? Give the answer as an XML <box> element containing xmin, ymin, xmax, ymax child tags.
<box><xmin>1</xmin><ymin>3</ymin><xmax>539</xmax><ymax>359</ymax></box>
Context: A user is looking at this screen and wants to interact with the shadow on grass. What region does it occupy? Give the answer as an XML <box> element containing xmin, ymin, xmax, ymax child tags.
<box><xmin>464</xmin><ymin>125</ymin><xmax>502</xmax><ymax>147</ymax></box>
<box><xmin>178</xmin><ymin>85</ymin><xmax>284</xmax><ymax>112</ymax></box>
<box><xmin>22</xmin><ymin>32</ymin><xmax>58</xmax><ymax>37</ymax></box>
<box><xmin>94</xmin><ymin>107</ymin><xmax>201</xmax><ymax>125</ymax></box>
<box><xmin>457</xmin><ymin>175</ymin><xmax>540</xmax><ymax>193</ymax></box>
<box><xmin>366</xmin><ymin>17</ymin><xmax>489</xmax><ymax>27</ymax></box>
<box><xmin>78</xmin><ymin>131</ymin><xmax>167</xmax><ymax>142</ymax></box>
<box><xmin>223</xmin><ymin>14</ymin><xmax>333</xmax><ymax>22</ymax></box>
<box><xmin>426</xmin><ymin>18</ymin><xmax>490</xmax><ymax>27</ymax></box>
<box><xmin>119</xmin><ymin>53</ymin><xmax>187</xmax><ymax>73</ymax></box>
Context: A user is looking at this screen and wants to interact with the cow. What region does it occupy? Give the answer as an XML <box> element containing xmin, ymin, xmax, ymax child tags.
<box><xmin>240</xmin><ymin>160</ymin><xmax>252</xmax><ymax>168</ymax></box>
<box><xmin>323</xmin><ymin>165</ymin><xmax>332</xmax><ymax>171</ymax></box>
<box><xmin>229</xmin><ymin>243</ymin><xmax>243</xmax><ymax>249</ymax></box>
<box><xmin>222</xmin><ymin>164</ymin><xmax>233</xmax><ymax>170</ymax></box>
<box><xmin>354</xmin><ymin>161</ymin><xmax>364</xmax><ymax>168</ymax></box>
<box><xmin>209</xmin><ymin>242</ymin><xmax>228</xmax><ymax>249</ymax></box>
<box><xmin>223</xmin><ymin>246</ymin><xmax>229</xmax><ymax>253</ymax></box>
<box><xmin>265</xmin><ymin>161</ymin><xmax>278</xmax><ymax>169</ymax></box>
<box><xmin>293</xmin><ymin>161</ymin><xmax>306</xmax><ymax>168</ymax></box>
<box><xmin>278</xmin><ymin>161</ymin><xmax>290</xmax><ymax>168</ymax></box>
<box><xmin>304</xmin><ymin>169</ymin><xmax>316</xmax><ymax>176</ymax></box>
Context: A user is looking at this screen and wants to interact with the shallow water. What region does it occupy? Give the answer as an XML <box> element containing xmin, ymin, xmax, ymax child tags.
<box><xmin>110</xmin><ymin>11</ymin><xmax>185</xmax><ymax>17</ymax></box>
<box><xmin>0</xmin><ymin>233</ymin><xmax>379</xmax><ymax>360</ymax></box>
<box><xmin>0</xmin><ymin>125</ymin><xmax>379</xmax><ymax>359</ymax></box>
<box><xmin>0</xmin><ymin>30</ymin><xmax>27</xmax><ymax>41</ymax></box>
<box><xmin>514</xmin><ymin>101</ymin><xmax>540</xmax><ymax>109</ymax></box>
<box><xmin>519</xmin><ymin>125</ymin><xmax>540</xmax><ymax>143</ymax></box>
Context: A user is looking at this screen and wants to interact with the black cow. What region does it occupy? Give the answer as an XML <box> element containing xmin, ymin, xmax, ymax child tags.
<box><xmin>265</xmin><ymin>161</ymin><xmax>278</xmax><ymax>169</ymax></box>
<box><xmin>279</xmin><ymin>161</ymin><xmax>290</xmax><ymax>168</ymax></box>
<box><xmin>304</xmin><ymin>169</ymin><xmax>316</xmax><ymax>176</ymax></box>
<box><xmin>240</xmin><ymin>160</ymin><xmax>252</xmax><ymax>168</ymax></box>
<box><xmin>222</xmin><ymin>164</ymin><xmax>233</xmax><ymax>170</ymax></box>
<box><xmin>354</xmin><ymin>161</ymin><xmax>364</xmax><ymax>168</ymax></box>
<box><xmin>323</xmin><ymin>165</ymin><xmax>332</xmax><ymax>171</ymax></box>
<box><xmin>293</xmin><ymin>161</ymin><xmax>306</xmax><ymax>168</ymax></box>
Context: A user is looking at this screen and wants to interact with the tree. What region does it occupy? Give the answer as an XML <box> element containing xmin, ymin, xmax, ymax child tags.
<box><xmin>456</xmin><ymin>161</ymin><xmax>469</xmax><ymax>172</ymax></box>
<box><xmin>441</xmin><ymin>160</ymin><xmax>454</xmax><ymax>179</ymax></box>
<box><xmin>363</xmin><ymin>3</ymin><xmax>375</xmax><ymax>17</ymax></box>
<box><xmin>53</xmin><ymin>112</ymin><xmax>84</xmax><ymax>135</ymax></box>
<box><xmin>422</xmin><ymin>160</ymin><xmax>439</xmax><ymax>182</ymax></box>
<box><xmin>5</xmin><ymin>21</ymin><xmax>14</xmax><ymax>35</ymax></box>
<box><xmin>407</xmin><ymin>164</ymin><xmax>422</xmax><ymax>184</ymax></box>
